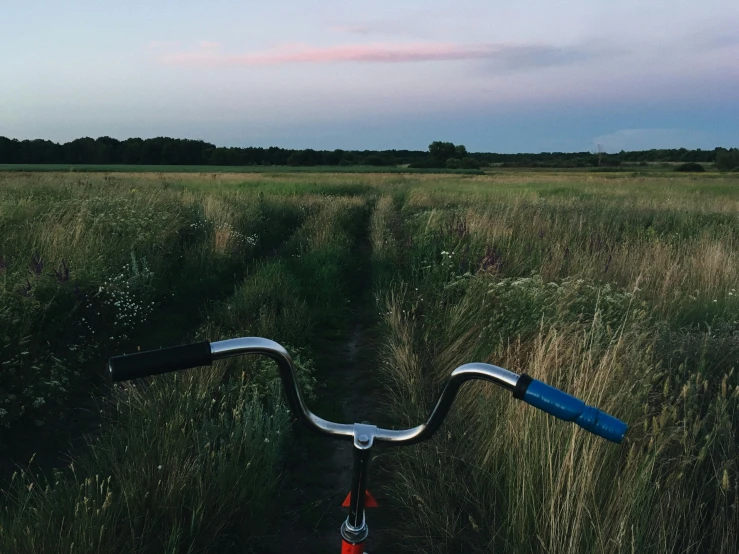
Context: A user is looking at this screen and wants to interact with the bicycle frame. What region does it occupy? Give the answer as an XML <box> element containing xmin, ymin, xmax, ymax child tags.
<box><xmin>109</xmin><ymin>337</ymin><xmax>628</xmax><ymax>553</ymax></box>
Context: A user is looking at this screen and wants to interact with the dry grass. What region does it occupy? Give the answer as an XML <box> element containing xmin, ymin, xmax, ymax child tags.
<box><xmin>2</xmin><ymin>169</ymin><xmax>738</xmax><ymax>552</ymax></box>
<box><xmin>371</xmin><ymin>174</ymin><xmax>739</xmax><ymax>553</ymax></box>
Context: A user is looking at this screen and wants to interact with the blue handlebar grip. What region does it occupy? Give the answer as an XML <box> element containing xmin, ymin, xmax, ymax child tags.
<box><xmin>513</xmin><ymin>375</ymin><xmax>627</xmax><ymax>443</ymax></box>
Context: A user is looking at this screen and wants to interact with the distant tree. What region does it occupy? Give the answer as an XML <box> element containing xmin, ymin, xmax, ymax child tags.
<box><xmin>286</xmin><ymin>152</ymin><xmax>302</xmax><ymax>166</ymax></box>
<box><xmin>340</xmin><ymin>152</ymin><xmax>356</xmax><ymax>165</ymax></box>
<box><xmin>716</xmin><ymin>149</ymin><xmax>739</xmax><ymax>171</ymax></box>
<box><xmin>0</xmin><ymin>133</ymin><xmax>733</xmax><ymax>169</ymax></box>
<box><xmin>322</xmin><ymin>149</ymin><xmax>343</xmax><ymax>165</ymax></box>
<box><xmin>460</xmin><ymin>157</ymin><xmax>480</xmax><ymax>169</ymax></box>
<box><xmin>64</xmin><ymin>137</ymin><xmax>97</xmax><ymax>164</ymax></box>
<box><xmin>445</xmin><ymin>158</ymin><xmax>461</xmax><ymax>169</ymax></box>
<box><xmin>140</xmin><ymin>138</ymin><xmax>163</xmax><ymax>164</ymax></box>
<box><xmin>208</xmin><ymin>147</ymin><xmax>231</xmax><ymax>165</ymax></box>
<box><xmin>121</xmin><ymin>138</ymin><xmax>144</xmax><ymax>164</ymax></box>
<box><xmin>429</xmin><ymin>141</ymin><xmax>457</xmax><ymax>162</ymax></box>
<box><xmin>17</xmin><ymin>139</ymin><xmax>61</xmax><ymax>163</ymax></box>
<box><xmin>0</xmin><ymin>136</ymin><xmax>19</xmax><ymax>163</ymax></box>
<box><xmin>287</xmin><ymin>149</ymin><xmax>322</xmax><ymax>166</ymax></box>
<box><xmin>363</xmin><ymin>155</ymin><xmax>385</xmax><ymax>166</ymax></box>
<box><xmin>160</xmin><ymin>142</ymin><xmax>179</xmax><ymax>165</ymax></box>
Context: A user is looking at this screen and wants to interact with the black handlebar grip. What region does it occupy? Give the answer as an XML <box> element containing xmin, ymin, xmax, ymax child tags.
<box><xmin>109</xmin><ymin>341</ymin><xmax>213</xmax><ymax>382</ymax></box>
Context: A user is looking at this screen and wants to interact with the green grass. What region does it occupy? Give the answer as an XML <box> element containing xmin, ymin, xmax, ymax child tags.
<box><xmin>1</xmin><ymin>169</ymin><xmax>738</xmax><ymax>552</ymax></box>
<box><xmin>369</xmin><ymin>175</ymin><xmax>739</xmax><ymax>553</ymax></box>
<box><xmin>0</xmin><ymin>163</ymin><xmax>482</xmax><ymax>175</ymax></box>
<box><xmin>0</xmin><ymin>171</ymin><xmax>369</xmax><ymax>552</ymax></box>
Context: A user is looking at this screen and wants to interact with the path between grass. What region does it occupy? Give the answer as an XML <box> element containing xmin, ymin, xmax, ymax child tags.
<box><xmin>255</xmin><ymin>319</ymin><xmax>393</xmax><ymax>553</ymax></box>
<box><xmin>256</xmin><ymin>203</ymin><xmax>396</xmax><ymax>553</ymax></box>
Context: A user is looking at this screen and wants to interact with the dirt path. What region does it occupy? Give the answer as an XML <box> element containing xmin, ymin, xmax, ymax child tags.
<box><xmin>255</xmin><ymin>317</ymin><xmax>392</xmax><ymax>554</ymax></box>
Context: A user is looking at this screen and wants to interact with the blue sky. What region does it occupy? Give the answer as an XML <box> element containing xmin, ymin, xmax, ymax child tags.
<box><xmin>1</xmin><ymin>0</ymin><xmax>737</xmax><ymax>153</ymax></box>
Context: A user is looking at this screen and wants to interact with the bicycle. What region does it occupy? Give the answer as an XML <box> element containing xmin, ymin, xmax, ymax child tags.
<box><xmin>109</xmin><ymin>337</ymin><xmax>628</xmax><ymax>554</ymax></box>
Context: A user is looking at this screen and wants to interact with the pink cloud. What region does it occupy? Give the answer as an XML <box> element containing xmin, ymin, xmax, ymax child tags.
<box><xmin>199</xmin><ymin>41</ymin><xmax>220</xmax><ymax>50</ymax></box>
<box><xmin>161</xmin><ymin>42</ymin><xmax>505</xmax><ymax>66</ymax></box>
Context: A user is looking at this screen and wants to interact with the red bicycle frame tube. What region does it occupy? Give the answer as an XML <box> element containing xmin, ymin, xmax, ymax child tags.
<box><xmin>341</xmin><ymin>539</ymin><xmax>365</xmax><ymax>554</ymax></box>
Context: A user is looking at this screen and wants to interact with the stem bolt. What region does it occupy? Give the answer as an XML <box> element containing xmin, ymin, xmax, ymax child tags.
<box><xmin>358</xmin><ymin>434</ymin><xmax>370</xmax><ymax>445</ymax></box>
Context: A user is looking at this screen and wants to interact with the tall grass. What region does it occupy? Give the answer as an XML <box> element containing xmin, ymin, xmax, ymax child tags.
<box><xmin>1</xmin><ymin>368</ymin><xmax>288</xmax><ymax>554</ymax></box>
<box><xmin>0</xmin><ymin>173</ymin><xmax>312</xmax><ymax>429</ymax></box>
<box><xmin>1</xmin><ymin>172</ymin><xmax>368</xmax><ymax>551</ymax></box>
<box><xmin>374</xmin><ymin>184</ymin><xmax>739</xmax><ymax>553</ymax></box>
<box><xmin>3</xmin><ymin>170</ymin><xmax>739</xmax><ymax>552</ymax></box>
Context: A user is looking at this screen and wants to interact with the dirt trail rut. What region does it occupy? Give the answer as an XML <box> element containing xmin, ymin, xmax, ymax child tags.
<box><xmin>256</xmin><ymin>322</ymin><xmax>391</xmax><ymax>553</ymax></box>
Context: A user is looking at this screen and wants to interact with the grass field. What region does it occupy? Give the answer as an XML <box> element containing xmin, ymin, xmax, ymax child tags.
<box><xmin>1</xmin><ymin>170</ymin><xmax>738</xmax><ymax>553</ymax></box>
<box><xmin>0</xmin><ymin>163</ymin><xmax>483</xmax><ymax>175</ymax></box>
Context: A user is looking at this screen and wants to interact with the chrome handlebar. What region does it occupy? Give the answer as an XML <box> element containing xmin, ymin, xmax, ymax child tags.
<box><xmin>213</xmin><ymin>337</ymin><xmax>519</xmax><ymax>445</ymax></box>
<box><xmin>109</xmin><ymin>336</ymin><xmax>627</xmax><ymax>444</ymax></box>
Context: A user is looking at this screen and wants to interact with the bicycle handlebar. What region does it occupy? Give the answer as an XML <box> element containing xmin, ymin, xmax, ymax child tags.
<box><xmin>109</xmin><ymin>337</ymin><xmax>627</xmax><ymax>444</ymax></box>
<box><xmin>109</xmin><ymin>341</ymin><xmax>212</xmax><ymax>380</ymax></box>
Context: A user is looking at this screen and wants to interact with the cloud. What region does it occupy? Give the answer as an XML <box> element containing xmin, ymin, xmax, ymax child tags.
<box><xmin>199</xmin><ymin>41</ymin><xmax>220</xmax><ymax>50</ymax></box>
<box><xmin>592</xmin><ymin>129</ymin><xmax>716</xmax><ymax>152</ymax></box>
<box><xmin>162</xmin><ymin>42</ymin><xmax>497</xmax><ymax>66</ymax></box>
<box><xmin>160</xmin><ymin>41</ymin><xmax>614</xmax><ymax>69</ymax></box>
<box><xmin>483</xmin><ymin>43</ymin><xmax>623</xmax><ymax>72</ymax></box>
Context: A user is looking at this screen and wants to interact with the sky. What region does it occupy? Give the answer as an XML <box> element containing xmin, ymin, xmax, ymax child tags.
<box><xmin>1</xmin><ymin>0</ymin><xmax>738</xmax><ymax>153</ymax></box>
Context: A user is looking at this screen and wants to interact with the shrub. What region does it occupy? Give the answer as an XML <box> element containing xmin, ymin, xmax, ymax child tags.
<box><xmin>460</xmin><ymin>157</ymin><xmax>480</xmax><ymax>169</ymax></box>
<box><xmin>715</xmin><ymin>150</ymin><xmax>739</xmax><ymax>171</ymax></box>
<box><xmin>674</xmin><ymin>162</ymin><xmax>706</xmax><ymax>172</ymax></box>
<box><xmin>408</xmin><ymin>158</ymin><xmax>446</xmax><ymax>169</ymax></box>
<box><xmin>445</xmin><ymin>158</ymin><xmax>461</xmax><ymax>169</ymax></box>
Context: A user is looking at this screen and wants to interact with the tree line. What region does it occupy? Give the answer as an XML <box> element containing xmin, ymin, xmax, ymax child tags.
<box><xmin>0</xmin><ymin>135</ymin><xmax>736</xmax><ymax>169</ymax></box>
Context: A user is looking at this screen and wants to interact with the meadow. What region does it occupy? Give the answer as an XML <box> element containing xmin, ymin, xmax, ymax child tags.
<box><xmin>1</xmin><ymin>169</ymin><xmax>738</xmax><ymax>553</ymax></box>
<box><xmin>0</xmin><ymin>164</ymin><xmax>482</xmax><ymax>174</ymax></box>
